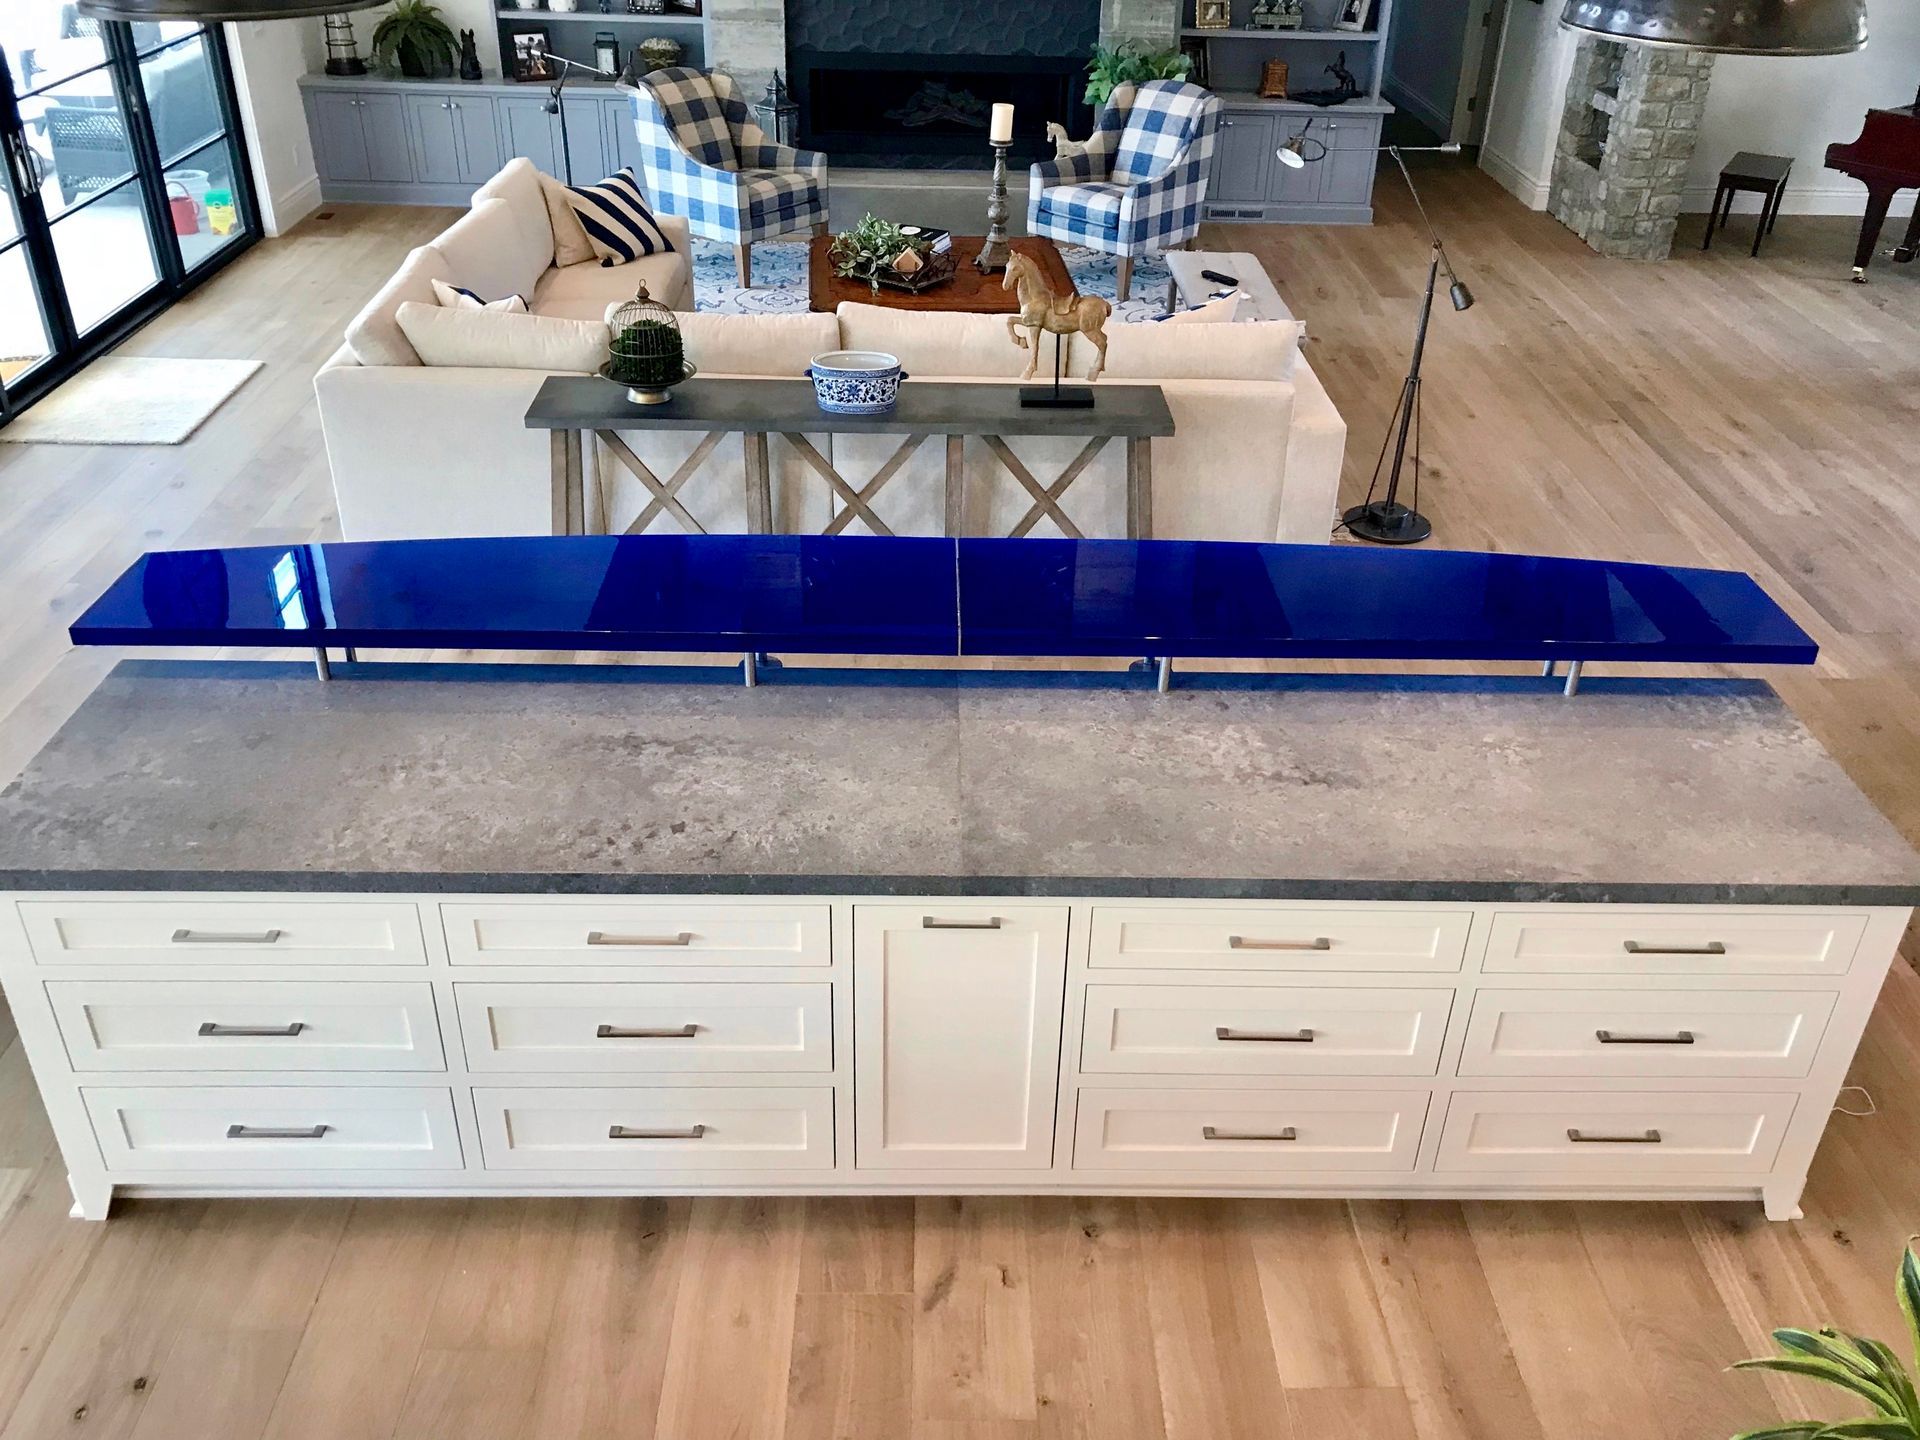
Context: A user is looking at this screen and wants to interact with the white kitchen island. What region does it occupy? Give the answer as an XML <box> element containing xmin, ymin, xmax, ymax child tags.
<box><xmin>2</xmin><ymin>660</ymin><xmax>1914</xmax><ymax>1221</ymax></box>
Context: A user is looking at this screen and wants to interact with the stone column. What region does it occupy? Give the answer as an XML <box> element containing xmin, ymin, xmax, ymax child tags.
<box><xmin>1100</xmin><ymin>0</ymin><xmax>1179</xmax><ymax>49</ymax></box>
<box><xmin>1548</xmin><ymin>35</ymin><xmax>1713</xmax><ymax>261</ymax></box>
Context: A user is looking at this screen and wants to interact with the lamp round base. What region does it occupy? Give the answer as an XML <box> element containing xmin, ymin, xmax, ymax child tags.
<box><xmin>1342</xmin><ymin>500</ymin><xmax>1433</xmax><ymax>545</ymax></box>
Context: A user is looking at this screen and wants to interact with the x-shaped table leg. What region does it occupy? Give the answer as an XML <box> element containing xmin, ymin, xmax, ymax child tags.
<box><xmin>822</xmin><ymin>434</ymin><xmax>927</xmax><ymax>536</ymax></box>
<box><xmin>597</xmin><ymin>429</ymin><xmax>718</xmax><ymax>535</ymax></box>
<box><xmin>984</xmin><ymin>435</ymin><xmax>1095</xmax><ymax>540</ymax></box>
<box><xmin>780</xmin><ymin>433</ymin><xmax>896</xmax><ymax>537</ymax></box>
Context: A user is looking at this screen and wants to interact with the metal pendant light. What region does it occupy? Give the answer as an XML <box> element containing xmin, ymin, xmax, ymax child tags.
<box><xmin>77</xmin><ymin>0</ymin><xmax>383</xmax><ymax>22</ymax></box>
<box><xmin>1560</xmin><ymin>0</ymin><xmax>1868</xmax><ymax>55</ymax></box>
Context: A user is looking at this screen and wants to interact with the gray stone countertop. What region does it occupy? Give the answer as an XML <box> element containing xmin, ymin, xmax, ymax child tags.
<box><xmin>1</xmin><ymin>661</ymin><xmax>1916</xmax><ymax>905</ymax></box>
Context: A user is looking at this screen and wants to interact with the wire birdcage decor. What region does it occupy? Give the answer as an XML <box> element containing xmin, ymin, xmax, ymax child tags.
<box><xmin>603</xmin><ymin>281</ymin><xmax>695</xmax><ymax>404</ymax></box>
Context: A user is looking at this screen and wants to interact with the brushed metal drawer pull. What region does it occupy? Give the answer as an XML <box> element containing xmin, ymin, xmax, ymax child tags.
<box><xmin>1596</xmin><ymin>1029</ymin><xmax>1696</xmax><ymax>1045</ymax></box>
<box><xmin>608</xmin><ymin>1124</ymin><xmax>707</xmax><ymax>1140</ymax></box>
<box><xmin>586</xmin><ymin>930</ymin><xmax>693</xmax><ymax>946</ymax></box>
<box><xmin>1215</xmin><ymin>1026</ymin><xmax>1315</xmax><ymax>1043</ymax></box>
<box><xmin>1621</xmin><ymin>940</ymin><xmax>1726</xmax><ymax>955</ymax></box>
<box><xmin>198</xmin><ymin>1021</ymin><xmax>307</xmax><ymax>1038</ymax></box>
<box><xmin>1566</xmin><ymin>1128</ymin><xmax>1662</xmax><ymax>1144</ymax></box>
<box><xmin>1203</xmin><ymin>1125</ymin><xmax>1298</xmax><ymax>1142</ymax></box>
<box><xmin>226</xmin><ymin>1124</ymin><xmax>330</xmax><ymax>1140</ymax></box>
<box><xmin>923</xmin><ymin>917</ymin><xmax>1002</xmax><ymax>930</ymax></box>
<box><xmin>1228</xmin><ymin>935</ymin><xmax>1331</xmax><ymax>951</ymax></box>
<box><xmin>172</xmin><ymin>928</ymin><xmax>283</xmax><ymax>944</ymax></box>
<box><xmin>596</xmin><ymin>1023</ymin><xmax>699</xmax><ymax>1039</ymax></box>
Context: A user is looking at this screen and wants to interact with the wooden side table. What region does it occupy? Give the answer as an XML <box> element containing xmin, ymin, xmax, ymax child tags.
<box><xmin>1703</xmin><ymin>152</ymin><xmax>1792</xmax><ymax>257</ymax></box>
<box><xmin>807</xmin><ymin>235</ymin><xmax>1077</xmax><ymax>314</ymax></box>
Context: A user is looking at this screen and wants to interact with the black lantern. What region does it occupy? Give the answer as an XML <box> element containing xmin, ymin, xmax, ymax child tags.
<box><xmin>323</xmin><ymin>12</ymin><xmax>367</xmax><ymax>75</ymax></box>
<box><xmin>753</xmin><ymin>71</ymin><xmax>798</xmax><ymax>147</ymax></box>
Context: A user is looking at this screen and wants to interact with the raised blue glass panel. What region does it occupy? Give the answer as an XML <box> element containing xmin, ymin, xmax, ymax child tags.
<box><xmin>955</xmin><ymin>539</ymin><xmax>1818</xmax><ymax>664</ymax></box>
<box><xmin>72</xmin><ymin>535</ymin><xmax>962</xmax><ymax>655</ymax></box>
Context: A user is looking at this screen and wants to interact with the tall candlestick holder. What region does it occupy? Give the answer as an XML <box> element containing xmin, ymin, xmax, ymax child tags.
<box><xmin>973</xmin><ymin>141</ymin><xmax>1013</xmax><ymax>273</ymax></box>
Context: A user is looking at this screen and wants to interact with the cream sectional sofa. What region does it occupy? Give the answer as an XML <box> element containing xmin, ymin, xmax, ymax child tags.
<box><xmin>317</xmin><ymin>163</ymin><xmax>1348</xmax><ymax>545</ymax></box>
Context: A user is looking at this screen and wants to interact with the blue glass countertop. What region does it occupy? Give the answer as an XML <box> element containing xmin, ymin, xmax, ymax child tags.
<box><xmin>70</xmin><ymin>533</ymin><xmax>1818</xmax><ymax>668</ymax></box>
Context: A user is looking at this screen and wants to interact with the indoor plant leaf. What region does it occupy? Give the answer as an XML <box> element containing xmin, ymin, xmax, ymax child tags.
<box><xmin>1809</xmin><ymin>1422</ymin><xmax>1919</xmax><ymax>1439</ymax></box>
<box><xmin>1728</xmin><ymin>1427</ymin><xmax>1823</xmax><ymax>1440</ymax></box>
<box><xmin>1731</xmin><ymin>1358</ymin><xmax>1902</xmax><ymax>1416</ymax></box>
<box><xmin>1898</xmin><ymin>1246</ymin><xmax>1920</xmax><ymax>1375</ymax></box>
<box><xmin>1775</xmin><ymin>1330</ymin><xmax>1892</xmax><ymax>1383</ymax></box>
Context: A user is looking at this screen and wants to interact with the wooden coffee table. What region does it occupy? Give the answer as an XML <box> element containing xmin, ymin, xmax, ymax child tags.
<box><xmin>808</xmin><ymin>235</ymin><xmax>1077</xmax><ymax>314</ymax></box>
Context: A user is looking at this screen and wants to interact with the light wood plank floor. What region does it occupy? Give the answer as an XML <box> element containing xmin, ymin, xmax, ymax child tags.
<box><xmin>1</xmin><ymin>166</ymin><xmax>1918</xmax><ymax>1440</ymax></box>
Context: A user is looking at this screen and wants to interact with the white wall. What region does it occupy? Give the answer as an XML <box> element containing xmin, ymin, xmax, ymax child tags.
<box><xmin>1479</xmin><ymin>0</ymin><xmax>1918</xmax><ymax>217</ymax></box>
<box><xmin>225</xmin><ymin>18</ymin><xmax>326</xmax><ymax>236</ymax></box>
<box><xmin>1385</xmin><ymin>0</ymin><xmax>1474</xmax><ymax>140</ymax></box>
<box><xmin>1478</xmin><ymin>0</ymin><xmax>1575</xmax><ymax>208</ymax></box>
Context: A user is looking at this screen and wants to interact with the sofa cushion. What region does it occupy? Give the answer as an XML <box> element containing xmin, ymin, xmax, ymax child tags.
<box><xmin>540</xmin><ymin>172</ymin><xmax>597</xmax><ymax>268</ymax></box>
<box><xmin>672</xmin><ymin>311</ymin><xmax>838</xmax><ymax>377</ymax></box>
<box><xmin>1034</xmin><ymin>182</ymin><xmax>1126</xmax><ymax>236</ymax></box>
<box><xmin>395</xmin><ymin>302</ymin><xmax>609</xmax><ymax>373</ymax></box>
<box><xmin>1159</xmin><ymin>292</ymin><xmax>1242</xmax><ymax>325</ymax></box>
<box><xmin>344</xmin><ymin>244</ymin><xmax>454</xmax><ymax>367</ymax></box>
<box><xmin>565</xmin><ymin>167</ymin><xmax>673</xmax><ymax>265</ymax></box>
<box><xmin>472</xmin><ymin>157</ymin><xmax>557</xmax><ymax>276</ymax></box>
<box><xmin>836</xmin><ymin>302</ymin><xmax>1061</xmax><ymax>379</ymax></box>
<box><xmin>533</xmin><ymin>254</ymin><xmax>685</xmax><ymax>322</ymax></box>
<box><xmin>1097</xmin><ymin>318</ymin><xmax>1302</xmax><ymax>382</ymax></box>
<box><xmin>429</xmin><ymin>199</ymin><xmax>547</xmax><ymax>311</ymax></box>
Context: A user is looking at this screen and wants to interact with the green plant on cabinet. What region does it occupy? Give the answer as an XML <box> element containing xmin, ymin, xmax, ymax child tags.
<box><xmin>829</xmin><ymin>214</ymin><xmax>928</xmax><ymax>293</ymax></box>
<box><xmin>1729</xmin><ymin>1242</ymin><xmax>1920</xmax><ymax>1440</ymax></box>
<box><xmin>372</xmin><ymin>0</ymin><xmax>458</xmax><ymax>79</ymax></box>
<box><xmin>1084</xmin><ymin>41</ymin><xmax>1194</xmax><ymax>106</ymax></box>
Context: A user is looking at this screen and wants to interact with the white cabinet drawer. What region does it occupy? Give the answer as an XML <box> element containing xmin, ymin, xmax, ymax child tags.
<box><xmin>474</xmin><ymin>1086</ymin><xmax>835</xmax><ymax>1172</ymax></box>
<box><xmin>441</xmin><ymin>903</ymin><xmax>829</xmax><ymax>967</ymax></box>
<box><xmin>19</xmin><ymin>900</ymin><xmax>426</xmax><ymax>966</ymax></box>
<box><xmin>454</xmin><ymin>982</ymin><xmax>832</xmax><ymax>1073</ymax></box>
<box><xmin>1459</xmin><ymin>989</ymin><xmax>1833</xmax><ymax>1079</ymax></box>
<box><xmin>1090</xmin><ymin>907</ymin><xmax>1470</xmax><ymax>973</ymax></box>
<box><xmin>1081</xmin><ymin>984</ymin><xmax>1451</xmax><ymax>1077</ymax></box>
<box><xmin>1482</xmin><ymin>910</ymin><xmax>1867</xmax><ymax>976</ymax></box>
<box><xmin>1435</xmin><ymin>1092</ymin><xmax>1796</xmax><ymax>1175</ymax></box>
<box><xmin>83</xmin><ymin>1085</ymin><xmax>463</xmax><ymax>1173</ymax></box>
<box><xmin>1073</xmin><ymin>1088</ymin><xmax>1428</xmax><ymax>1173</ymax></box>
<box><xmin>49</xmin><ymin>981</ymin><xmax>445</xmax><ymax>1073</ymax></box>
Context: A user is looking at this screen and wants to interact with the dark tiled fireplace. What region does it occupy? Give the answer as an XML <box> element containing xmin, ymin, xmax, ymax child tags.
<box><xmin>787</xmin><ymin>0</ymin><xmax>1098</xmax><ymax>168</ymax></box>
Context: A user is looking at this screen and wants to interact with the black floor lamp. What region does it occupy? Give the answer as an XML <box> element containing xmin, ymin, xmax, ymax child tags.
<box><xmin>544</xmin><ymin>54</ymin><xmax>618</xmax><ymax>186</ymax></box>
<box><xmin>1277</xmin><ymin>136</ymin><xmax>1476</xmax><ymax>545</ymax></box>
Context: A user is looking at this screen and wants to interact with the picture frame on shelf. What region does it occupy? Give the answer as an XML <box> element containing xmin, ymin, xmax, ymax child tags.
<box><xmin>1194</xmin><ymin>0</ymin><xmax>1232</xmax><ymax>30</ymax></box>
<box><xmin>509</xmin><ymin>27</ymin><xmax>555</xmax><ymax>81</ymax></box>
<box><xmin>1179</xmin><ymin>36</ymin><xmax>1210</xmax><ymax>87</ymax></box>
<box><xmin>1334</xmin><ymin>0</ymin><xmax>1372</xmax><ymax>31</ymax></box>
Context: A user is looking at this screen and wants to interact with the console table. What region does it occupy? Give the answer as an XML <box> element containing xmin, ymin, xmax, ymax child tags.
<box><xmin>522</xmin><ymin>377</ymin><xmax>1175</xmax><ymax>541</ymax></box>
<box><xmin>1</xmin><ymin>661</ymin><xmax>1913</xmax><ymax>1221</ymax></box>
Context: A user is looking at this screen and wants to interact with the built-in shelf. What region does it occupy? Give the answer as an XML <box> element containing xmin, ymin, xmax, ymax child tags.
<box><xmin>1180</xmin><ymin>26</ymin><xmax>1382</xmax><ymax>39</ymax></box>
<box><xmin>495</xmin><ymin>7</ymin><xmax>702</xmax><ymax>22</ymax></box>
<box><xmin>1211</xmin><ymin>90</ymin><xmax>1393</xmax><ymax>112</ymax></box>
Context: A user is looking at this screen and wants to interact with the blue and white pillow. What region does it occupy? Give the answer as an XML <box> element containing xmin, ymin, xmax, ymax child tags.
<box><xmin>430</xmin><ymin>278</ymin><xmax>528</xmax><ymax>313</ymax></box>
<box><xmin>564</xmin><ymin>167</ymin><xmax>674</xmax><ymax>268</ymax></box>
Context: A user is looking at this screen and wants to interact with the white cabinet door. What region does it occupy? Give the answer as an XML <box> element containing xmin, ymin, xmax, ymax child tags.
<box><xmin>853</xmin><ymin>904</ymin><xmax>1068</xmax><ymax>1170</ymax></box>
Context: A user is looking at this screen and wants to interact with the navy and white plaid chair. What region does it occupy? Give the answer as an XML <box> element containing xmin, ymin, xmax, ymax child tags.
<box><xmin>626</xmin><ymin>67</ymin><xmax>829</xmax><ymax>289</ymax></box>
<box><xmin>1027</xmin><ymin>79</ymin><xmax>1221</xmax><ymax>301</ymax></box>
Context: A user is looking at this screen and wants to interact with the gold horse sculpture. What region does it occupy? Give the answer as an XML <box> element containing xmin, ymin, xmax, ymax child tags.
<box><xmin>1003</xmin><ymin>251</ymin><xmax>1111</xmax><ymax>383</ymax></box>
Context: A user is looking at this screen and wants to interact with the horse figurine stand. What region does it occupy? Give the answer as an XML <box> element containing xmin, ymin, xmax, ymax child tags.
<box><xmin>1003</xmin><ymin>252</ymin><xmax>1111</xmax><ymax>410</ymax></box>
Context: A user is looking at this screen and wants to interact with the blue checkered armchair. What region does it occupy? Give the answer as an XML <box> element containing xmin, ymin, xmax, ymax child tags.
<box><xmin>1028</xmin><ymin>79</ymin><xmax>1221</xmax><ymax>302</ymax></box>
<box><xmin>626</xmin><ymin>67</ymin><xmax>829</xmax><ymax>289</ymax></box>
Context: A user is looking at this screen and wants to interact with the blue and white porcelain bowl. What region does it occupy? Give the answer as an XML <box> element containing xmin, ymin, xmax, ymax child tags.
<box><xmin>806</xmin><ymin>350</ymin><xmax>909</xmax><ymax>416</ymax></box>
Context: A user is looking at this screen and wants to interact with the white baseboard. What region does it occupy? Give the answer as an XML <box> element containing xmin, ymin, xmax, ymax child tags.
<box><xmin>1479</xmin><ymin>147</ymin><xmax>1551</xmax><ymax>211</ymax></box>
<box><xmin>264</xmin><ymin>172</ymin><xmax>322</xmax><ymax>238</ymax></box>
<box><xmin>1383</xmin><ymin>81</ymin><xmax>1453</xmax><ymax>144</ymax></box>
<box><xmin>1681</xmin><ymin>180</ymin><xmax>1914</xmax><ymax>219</ymax></box>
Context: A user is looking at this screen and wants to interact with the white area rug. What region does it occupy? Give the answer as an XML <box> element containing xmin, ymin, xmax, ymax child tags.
<box><xmin>0</xmin><ymin>357</ymin><xmax>263</xmax><ymax>446</ymax></box>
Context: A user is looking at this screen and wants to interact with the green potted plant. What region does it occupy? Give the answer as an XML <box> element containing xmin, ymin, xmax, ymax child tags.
<box><xmin>1084</xmin><ymin>41</ymin><xmax>1195</xmax><ymax>106</ymax></box>
<box><xmin>1728</xmin><ymin>1241</ymin><xmax>1920</xmax><ymax>1439</ymax></box>
<box><xmin>829</xmin><ymin>214</ymin><xmax>930</xmax><ymax>294</ymax></box>
<box><xmin>371</xmin><ymin>0</ymin><xmax>458</xmax><ymax>79</ymax></box>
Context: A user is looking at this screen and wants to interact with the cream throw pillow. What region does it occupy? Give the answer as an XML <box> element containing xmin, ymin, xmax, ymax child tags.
<box><xmin>837</xmin><ymin>301</ymin><xmax>1057</xmax><ymax>378</ymax></box>
<box><xmin>540</xmin><ymin>173</ymin><xmax>598</xmax><ymax>269</ymax></box>
<box><xmin>430</xmin><ymin>278</ymin><xmax>529</xmax><ymax>313</ymax></box>
<box><xmin>395</xmin><ymin>302</ymin><xmax>609</xmax><ymax>373</ymax></box>
<box><xmin>602</xmin><ymin>309</ymin><xmax>838</xmax><ymax>377</ymax></box>
<box><xmin>1160</xmin><ymin>292</ymin><xmax>1244</xmax><ymax>325</ymax></box>
<box><xmin>1097</xmin><ymin>318</ymin><xmax>1302</xmax><ymax>382</ymax></box>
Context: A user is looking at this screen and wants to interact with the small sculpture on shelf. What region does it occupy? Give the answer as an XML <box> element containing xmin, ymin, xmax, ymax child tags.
<box><xmin>457</xmin><ymin>29</ymin><xmax>483</xmax><ymax>81</ymax></box>
<box><xmin>1004</xmin><ymin>251</ymin><xmax>1110</xmax><ymax>388</ymax></box>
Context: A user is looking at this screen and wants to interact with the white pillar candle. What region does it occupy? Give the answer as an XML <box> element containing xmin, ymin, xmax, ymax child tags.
<box><xmin>989</xmin><ymin>102</ymin><xmax>1015</xmax><ymax>145</ymax></box>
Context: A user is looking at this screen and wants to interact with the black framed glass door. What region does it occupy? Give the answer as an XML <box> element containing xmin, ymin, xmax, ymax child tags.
<box><xmin>0</xmin><ymin>4</ymin><xmax>259</xmax><ymax>426</ymax></box>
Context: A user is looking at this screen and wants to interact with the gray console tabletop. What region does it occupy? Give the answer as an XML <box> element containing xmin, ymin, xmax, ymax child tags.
<box><xmin>1</xmin><ymin>660</ymin><xmax>1916</xmax><ymax>904</ymax></box>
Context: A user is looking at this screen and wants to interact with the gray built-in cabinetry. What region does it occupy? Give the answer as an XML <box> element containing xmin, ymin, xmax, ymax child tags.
<box><xmin>1204</xmin><ymin>102</ymin><xmax>1387</xmax><ymax>224</ymax></box>
<box><xmin>300</xmin><ymin>74</ymin><xmax>649</xmax><ymax>205</ymax></box>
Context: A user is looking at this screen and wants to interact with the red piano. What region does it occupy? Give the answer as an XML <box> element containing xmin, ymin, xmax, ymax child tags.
<box><xmin>1826</xmin><ymin>87</ymin><xmax>1920</xmax><ymax>282</ymax></box>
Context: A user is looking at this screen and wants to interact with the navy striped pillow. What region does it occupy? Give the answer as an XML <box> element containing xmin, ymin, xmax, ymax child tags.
<box><xmin>564</xmin><ymin>167</ymin><xmax>673</xmax><ymax>267</ymax></box>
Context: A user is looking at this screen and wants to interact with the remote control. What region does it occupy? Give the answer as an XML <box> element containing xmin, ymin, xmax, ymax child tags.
<box><xmin>1199</xmin><ymin>268</ymin><xmax>1239</xmax><ymax>286</ymax></box>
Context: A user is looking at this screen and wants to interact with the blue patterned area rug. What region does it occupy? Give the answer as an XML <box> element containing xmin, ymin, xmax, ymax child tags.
<box><xmin>689</xmin><ymin>238</ymin><xmax>1173</xmax><ymax>324</ymax></box>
